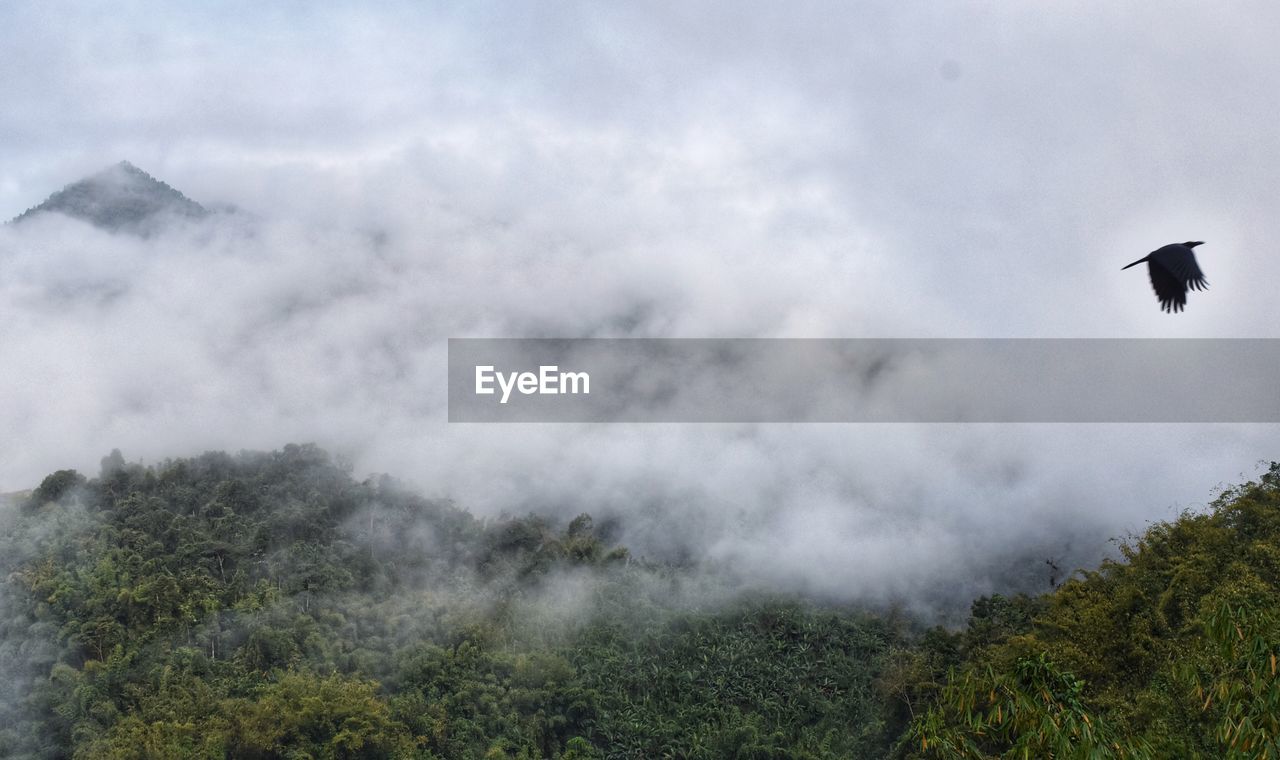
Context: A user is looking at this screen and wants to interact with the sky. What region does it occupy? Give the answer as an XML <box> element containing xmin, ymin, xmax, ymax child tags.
<box><xmin>2</xmin><ymin>1</ymin><xmax>1279</xmax><ymax>609</ymax></box>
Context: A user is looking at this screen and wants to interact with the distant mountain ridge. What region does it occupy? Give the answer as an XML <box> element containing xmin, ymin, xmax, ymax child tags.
<box><xmin>9</xmin><ymin>161</ymin><xmax>208</xmax><ymax>233</ymax></box>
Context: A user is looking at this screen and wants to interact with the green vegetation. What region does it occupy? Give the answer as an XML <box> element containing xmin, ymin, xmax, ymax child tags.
<box><xmin>900</xmin><ymin>462</ymin><xmax>1280</xmax><ymax>759</ymax></box>
<box><xmin>0</xmin><ymin>446</ymin><xmax>900</xmax><ymax>759</ymax></box>
<box><xmin>1</xmin><ymin>447</ymin><xmax>1277</xmax><ymax>758</ymax></box>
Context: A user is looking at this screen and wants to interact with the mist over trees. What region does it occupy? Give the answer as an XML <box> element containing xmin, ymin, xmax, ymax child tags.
<box><xmin>0</xmin><ymin>446</ymin><xmax>902</xmax><ymax>758</ymax></box>
<box><xmin>5</xmin><ymin>3</ymin><xmax>1280</xmax><ymax>757</ymax></box>
<box><xmin>8</xmin><ymin>161</ymin><xmax>208</xmax><ymax>234</ymax></box>
<box><xmin>6</xmin><ymin>159</ymin><xmax>1269</xmax><ymax>618</ymax></box>
<box><xmin>0</xmin><ymin>446</ymin><xmax>1277</xmax><ymax>758</ymax></box>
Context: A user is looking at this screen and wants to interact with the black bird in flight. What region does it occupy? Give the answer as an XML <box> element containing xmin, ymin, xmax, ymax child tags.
<box><xmin>1122</xmin><ymin>241</ymin><xmax>1208</xmax><ymax>313</ymax></box>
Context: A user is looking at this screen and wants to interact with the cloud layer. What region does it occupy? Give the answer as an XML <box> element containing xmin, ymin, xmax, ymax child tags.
<box><xmin>3</xmin><ymin>1</ymin><xmax>1279</xmax><ymax>607</ymax></box>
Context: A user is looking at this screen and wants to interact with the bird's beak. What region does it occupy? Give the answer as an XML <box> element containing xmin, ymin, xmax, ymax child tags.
<box><xmin>1188</xmin><ymin>241</ymin><xmax>1205</xmax><ymax>248</ymax></box>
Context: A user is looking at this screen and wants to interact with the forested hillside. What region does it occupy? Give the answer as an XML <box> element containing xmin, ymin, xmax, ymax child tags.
<box><xmin>0</xmin><ymin>446</ymin><xmax>904</xmax><ymax>759</ymax></box>
<box><xmin>1</xmin><ymin>447</ymin><xmax>1277</xmax><ymax>758</ymax></box>
<box><xmin>8</xmin><ymin>160</ymin><xmax>207</xmax><ymax>231</ymax></box>
<box><xmin>899</xmin><ymin>463</ymin><xmax>1280</xmax><ymax>759</ymax></box>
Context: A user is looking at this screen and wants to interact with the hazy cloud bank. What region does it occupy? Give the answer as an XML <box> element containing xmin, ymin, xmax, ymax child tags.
<box><xmin>3</xmin><ymin>1</ymin><xmax>1280</xmax><ymax>605</ymax></box>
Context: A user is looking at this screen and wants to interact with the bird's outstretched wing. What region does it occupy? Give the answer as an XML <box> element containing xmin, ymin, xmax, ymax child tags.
<box><xmin>1161</xmin><ymin>248</ymin><xmax>1209</xmax><ymax>292</ymax></box>
<box><xmin>1143</xmin><ymin>245</ymin><xmax>1209</xmax><ymax>312</ymax></box>
<box><xmin>1184</xmin><ymin>258</ymin><xmax>1208</xmax><ymax>292</ymax></box>
<box><xmin>1148</xmin><ymin>260</ymin><xmax>1188</xmax><ymax>313</ymax></box>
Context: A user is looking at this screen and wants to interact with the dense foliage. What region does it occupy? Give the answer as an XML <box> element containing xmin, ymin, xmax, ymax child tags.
<box><xmin>2</xmin><ymin>447</ymin><xmax>1277</xmax><ymax>758</ymax></box>
<box><xmin>900</xmin><ymin>462</ymin><xmax>1280</xmax><ymax>759</ymax></box>
<box><xmin>0</xmin><ymin>446</ymin><xmax>902</xmax><ymax>759</ymax></box>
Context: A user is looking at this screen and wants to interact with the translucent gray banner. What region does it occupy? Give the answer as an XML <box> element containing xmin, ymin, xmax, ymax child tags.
<box><xmin>447</xmin><ymin>339</ymin><xmax>1280</xmax><ymax>422</ymax></box>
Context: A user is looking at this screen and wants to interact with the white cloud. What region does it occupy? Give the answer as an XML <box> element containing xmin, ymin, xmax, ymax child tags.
<box><xmin>2</xmin><ymin>1</ymin><xmax>1278</xmax><ymax>605</ymax></box>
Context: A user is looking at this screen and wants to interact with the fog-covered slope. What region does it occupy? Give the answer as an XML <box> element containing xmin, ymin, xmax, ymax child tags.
<box><xmin>9</xmin><ymin>161</ymin><xmax>207</xmax><ymax>233</ymax></box>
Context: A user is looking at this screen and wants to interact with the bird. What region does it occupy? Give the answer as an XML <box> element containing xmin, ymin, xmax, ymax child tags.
<box><xmin>1122</xmin><ymin>241</ymin><xmax>1208</xmax><ymax>313</ymax></box>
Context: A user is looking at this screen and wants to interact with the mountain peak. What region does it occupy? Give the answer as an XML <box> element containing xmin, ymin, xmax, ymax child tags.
<box><xmin>10</xmin><ymin>161</ymin><xmax>208</xmax><ymax>233</ymax></box>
